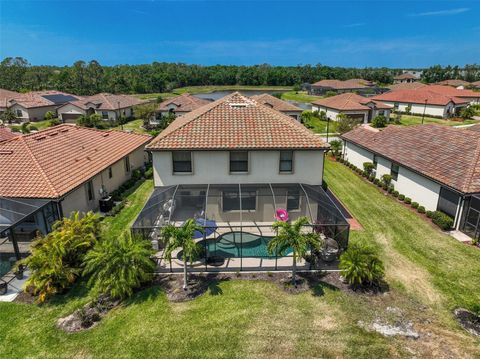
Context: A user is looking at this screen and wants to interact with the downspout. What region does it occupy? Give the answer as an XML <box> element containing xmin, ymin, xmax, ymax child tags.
<box><xmin>454</xmin><ymin>196</ymin><xmax>464</xmax><ymax>230</ymax></box>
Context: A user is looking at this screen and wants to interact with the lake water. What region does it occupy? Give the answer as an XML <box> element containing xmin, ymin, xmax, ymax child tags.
<box><xmin>193</xmin><ymin>90</ymin><xmax>311</xmax><ymax>110</ymax></box>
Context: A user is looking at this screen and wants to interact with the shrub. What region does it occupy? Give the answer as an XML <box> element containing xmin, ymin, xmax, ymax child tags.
<box><xmin>339</xmin><ymin>242</ymin><xmax>385</xmax><ymax>288</ymax></box>
<box><xmin>83</xmin><ymin>233</ymin><xmax>155</xmax><ymax>299</ymax></box>
<box><xmin>369</xmin><ymin>174</ymin><xmax>375</xmax><ymax>182</ymax></box>
<box><xmin>44</xmin><ymin>111</ymin><xmax>56</xmax><ymax>121</ymax></box>
<box><xmin>371</xmin><ymin>115</ymin><xmax>387</xmax><ymax>128</ymax></box>
<box><xmin>431</xmin><ymin>211</ymin><xmax>454</xmax><ymax>230</ymax></box>
<box><xmin>426</xmin><ymin>210</ymin><xmax>434</xmax><ymax>218</ymax></box>
<box><xmin>382</xmin><ymin>184</ymin><xmax>388</xmax><ymax>190</ymax></box>
<box><xmin>144</xmin><ymin>166</ymin><xmax>153</xmax><ymax>179</ymax></box>
<box><xmin>330</xmin><ymin>139</ymin><xmax>343</xmax><ymax>157</ymax></box>
<box><xmin>392</xmin><ymin>190</ymin><xmax>399</xmax><ymax>197</ymax></box>
<box><xmin>417</xmin><ymin>206</ymin><xmax>426</xmax><ymax>214</ymax></box>
<box><xmin>398</xmin><ymin>194</ymin><xmax>405</xmax><ymax>201</ymax></box>
<box><xmin>404</xmin><ymin>197</ymin><xmax>412</xmax><ymax>204</ymax></box>
<box><xmin>411</xmin><ymin>202</ymin><xmax>419</xmax><ymax>209</ymax></box>
<box><xmin>373</xmin><ymin>178</ymin><xmax>380</xmax><ymax>185</ymax></box>
<box><xmin>381</xmin><ymin>174</ymin><xmax>392</xmax><ymax>186</ymax></box>
<box><xmin>387</xmin><ymin>184</ymin><xmax>394</xmax><ymax>193</ymax></box>
<box><xmin>363</xmin><ymin>162</ymin><xmax>375</xmax><ymax>176</ymax></box>
<box><xmin>29</xmin><ymin>125</ymin><xmax>38</xmax><ymax>131</ymax></box>
<box><xmin>21</xmin><ymin>212</ymin><xmax>100</xmax><ymax>302</ymax></box>
<box><xmin>49</xmin><ymin>118</ymin><xmax>61</xmax><ymax>127</ymax></box>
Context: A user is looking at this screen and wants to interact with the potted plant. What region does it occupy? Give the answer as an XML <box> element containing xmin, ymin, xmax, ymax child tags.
<box><xmin>14</xmin><ymin>264</ymin><xmax>25</xmax><ymax>280</ymax></box>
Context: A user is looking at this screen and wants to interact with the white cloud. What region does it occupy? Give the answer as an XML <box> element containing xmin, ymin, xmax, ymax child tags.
<box><xmin>408</xmin><ymin>7</ymin><xmax>469</xmax><ymax>17</ymax></box>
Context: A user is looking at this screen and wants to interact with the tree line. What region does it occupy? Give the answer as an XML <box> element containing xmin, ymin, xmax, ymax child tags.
<box><xmin>1</xmin><ymin>57</ymin><xmax>479</xmax><ymax>96</ymax></box>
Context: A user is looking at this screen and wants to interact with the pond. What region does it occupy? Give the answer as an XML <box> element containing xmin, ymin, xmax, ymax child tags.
<box><xmin>193</xmin><ymin>90</ymin><xmax>311</xmax><ymax>110</ymax></box>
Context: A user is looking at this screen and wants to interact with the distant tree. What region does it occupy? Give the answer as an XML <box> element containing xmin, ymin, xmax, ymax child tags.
<box><xmin>44</xmin><ymin>111</ymin><xmax>56</xmax><ymax>121</ymax></box>
<box><xmin>0</xmin><ymin>109</ymin><xmax>18</xmax><ymax>124</ymax></box>
<box><xmin>329</xmin><ymin>139</ymin><xmax>343</xmax><ymax>157</ymax></box>
<box><xmin>135</xmin><ymin>103</ymin><xmax>158</xmax><ymax>127</ymax></box>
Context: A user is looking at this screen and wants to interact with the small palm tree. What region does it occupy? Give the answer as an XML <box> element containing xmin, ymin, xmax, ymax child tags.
<box><xmin>83</xmin><ymin>233</ymin><xmax>155</xmax><ymax>299</ymax></box>
<box><xmin>267</xmin><ymin>216</ymin><xmax>322</xmax><ymax>286</ymax></box>
<box><xmin>162</xmin><ymin>219</ymin><xmax>204</xmax><ymax>290</ymax></box>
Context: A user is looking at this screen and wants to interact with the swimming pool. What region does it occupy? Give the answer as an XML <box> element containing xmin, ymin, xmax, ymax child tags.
<box><xmin>186</xmin><ymin>231</ymin><xmax>293</xmax><ymax>259</ymax></box>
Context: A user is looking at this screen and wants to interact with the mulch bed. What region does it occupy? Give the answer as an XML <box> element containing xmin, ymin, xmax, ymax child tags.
<box><xmin>153</xmin><ymin>271</ymin><xmax>386</xmax><ymax>302</ymax></box>
<box><xmin>14</xmin><ymin>289</ymin><xmax>36</xmax><ymax>304</ymax></box>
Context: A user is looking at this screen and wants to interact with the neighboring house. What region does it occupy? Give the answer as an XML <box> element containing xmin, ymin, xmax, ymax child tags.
<box><xmin>0</xmin><ymin>88</ymin><xmax>20</xmax><ymax>113</ymax></box>
<box><xmin>436</xmin><ymin>79</ymin><xmax>471</xmax><ymax>90</ymax></box>
<box><xmin>57</xmin><ymin>93</ymin><xmax>146</xmax><ymax>123</ymax></box>
<box><xmin>341</xmin><ymin>124</ymin><xmax>480</xmax><ymax>240</ymax></box>
<box><xmin>251</xmin><ymin>93</ymin><xmax>303</xmax><ymax>121</ymax></box>
<box><xmin>308</xmin><ymin>79</ymin><xmax>375</xmax><ymax>95</ymax></box>
<box><xmin>311</xmin><ymin>93</ymin><xmax>392</xmax><ymax>123</ymax></box>
<box><xmin>471</xmin><ymin>80</ymin><xmax>480</xmax><ymax>90</ymax></box>
<box><xmin>0</xmin><ymin>124</ymin><xmax>151</xmax><ymax>223</ymax></box>
<box><xmin>372</xmin><ymin>86</ymin><xmax>474</xmax><ymax>118</ymax></box>
<box><xmin>5</xmin><ymin>91</ymin><xmax>81</xmax><ymax>122</ymax></box>
<box><xmin>393</xmin><ymin>73</ymin><xmax>417</xmax><ymax>84</ymax></box>
<box><xmin>152</xmin><ymin>94</ymin><xmax>211</xmax><ymax>125</ymax></box>
<box><xmin>0</xmin><ymin>126</ymin><xmax>20</xmax><ymax>142</ymax></box>
<box><xmin>147</xmin><ymin>92</ymin><xmax>329</xmax><ymax>186</ymax></box>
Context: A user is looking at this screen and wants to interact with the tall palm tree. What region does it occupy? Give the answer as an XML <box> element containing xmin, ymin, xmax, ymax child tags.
<box><xmin>162</xmin><ymin>219</ymin><xmax>204</xmax><ymax>290</ymax></box>
<box><xmin>267</xmin><ymin>216</ymin><xmax>322</xmax><ymax>286</ymax></box>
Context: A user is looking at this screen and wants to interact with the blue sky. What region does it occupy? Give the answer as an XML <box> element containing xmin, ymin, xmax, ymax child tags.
<box><xmin>0</xmin><ymin>0</ymin><xmax>479</xmax><ymax>67</ymax></box>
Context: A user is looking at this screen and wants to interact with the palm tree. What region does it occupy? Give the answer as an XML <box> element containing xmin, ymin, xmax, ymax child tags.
<box><xmin>162</xmin><ymin>219</ymin><xmax>204</xmax><ymax>290</ymax></box>
<box><xmin>267</xmin><ymin>216</ymin><xmax>322</xmax><ymax>286</ymax></box>
<box><xmin>83</xmin><ymin>233</ymin><xmax>155</xmax><ymax>299</ymax></box>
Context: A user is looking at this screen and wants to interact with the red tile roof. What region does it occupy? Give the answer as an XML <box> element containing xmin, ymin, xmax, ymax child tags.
<box><xmin>467</xmin><ymin>124</ymin><xmax>480</xmax><ymax>133</ymax></box>
<box><xmin>422</xmin><ymin>85</ymin><xmax>480</xmax><ymax>99</ymax></box>
<box><xmin>341</xmin><ymin>124</ymin><xmax>480</xmax><ymax>194</ymax></box>
<box><xmin>436</xmin><ymin>79</ymin><xmax>471</xmax><ymax>87</ymax></box>
<box><xmin>373</xmin><ymin>87</ymin><xmax>470</xmax><ymax>106</ymax></box>
<box><xmin>0</xmin><ymin>89</ymin><xmax>19</xmax><ymax>108</ymax></box>
<box><xmin>312</xmin><ymin>93</ymin><xmax>392</xmax><ymax>111</ymax></box>
<box><xmin>8</xmin><ymin>91</ymin><xmax>82</xmax><ymax>108</ymax></box>
<box><xmin>394</xmin><ymin>73</ymin><xmax>417</xmax><ymax>80</ymax></box>
<box><xmin>471</xmin><ymin>81</ymin><xmax>480</xmax><ymax>88</ymax></box>
<box><xmin>0</xmin><ymin>126</ymin><xmax>20</xmax><ymax>142</ymax></box>
<box><xmin>63</xmin><ymin>93</ymin><xmax>146</xmax><ymax>111</ymax></box>
<box><xmin>147</xmin><ymin>92</ymin><xmax>328</xmax><ymax>151</ymax></box>
<box><xmin>0</xmin><ymin>124</ymin><xmax>151</xmax><ymax>198</ymax></box>
<box><xmin>156</xmin><ymin>93</ymin><xmax>211</xmax><ymax>113</ymax></box>
<box><xmin>311</xmin><ymin>79</ymin><xmax>373</xmax><ymax>90</ymax></box>
<box><xmin>250</xmin><ymin>93</ymin><xmax>302</xmax><ymax>112</ymax></box>
<box><xmin>387</xmin><ymin>82</ymin><xmax>427</xmax><ymax>91</ymax></box>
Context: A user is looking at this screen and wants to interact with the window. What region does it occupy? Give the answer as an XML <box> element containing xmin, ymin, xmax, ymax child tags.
<box><xmin>172</xmin><ymin>151</ymin><xmax>192</xmax><ymax>173</ymax></box>
<box><xmin>86</xmin><ymin>180</ymin><xmax>94</xmax><ymax>201</ymax></box>
<box><xmin>124</xmin><ymin>156</ymin><xmax>131</xmax><ymax>173</ymax></box>
<box><xmin>279</xmin><ymin>151</ymin><xmax>293</xmax><ymax>173</ymax></box>
<box><xmin>108</xmin><ymin>167</ymin><xmax>113</xmax><ymax>179</ymax></box>
<box><xmin>394</xmin><ymin>103</ymin><xmax>399</xmax><ymax>110</ymax></box>
<box><xmin>390</xmin><ymin>163</ymin><xmax>399</xmax><ymax>181</ymax></box>
<box><xmin>222</xmin><ymin>190</ymin><xmax>256</xmax><ymax>211</ymax></box>
<box><xmin>16</xmin><ymin>109</ymin><xmax>22</xmax><ymax>117</ymax></box>
<box><xmin>378</xmin><ymin>110</ymin><xmax>385</xmax><ymax>116</ymax></box>
<box><xmin>101</xmin><ymin>111</ymin><xmax>109</xmax><ymax>119</ymax></box>
<box><xmin>287</xmin><ymin>190</ymin><xmax>300</xmax><ymax>211</ymax></box>
<box><xmin>230</xmin><ymin>151</ymin><xmax>248</xmax><ymax>173</ymax></box>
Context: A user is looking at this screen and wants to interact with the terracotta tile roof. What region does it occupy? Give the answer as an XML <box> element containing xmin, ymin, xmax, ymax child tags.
<box><xmin>341</xmin><ymin>124</ymin><xmax>480</xmax><ymax>194</ymax></box>
<box><xmin>467</xmin><ymin>124</ymin><xmax>480</xmax><ymax>133</ymax></box>
<box><xmin>156</xmin><ymin>93</ymin><xmax>211</xmax><ymax>113</ymax></box>
<box><xmin>147</xmin><ymin>92</ymin><xmax>328</xmax><ymax>151</ymax></box>
<box><xmin>387</xmin><ymin>82</ymin><xmax>427</xmax><ymax>91</ymax></box>
<box><xmin>373</xmin><ymin>87</ymin><xmax>470</xmax><ymax>106</ymax></box>
<box><xmin>250</xmin><ymin>93</ymin><xmax>302</xmax><ymax>112</ymax></box>
<box><xmin>394</xmin><ymin>73</ymin><xmax>417</xmax><ymax>80</ymax></box>
<box><xmin>422</xmin><ymin>85</ymin><xmax>480</xmax><ymax>99</ymax></box>
<box><xmin>63</xmin><ymin>93</ymin><xmax>146</xmax><ymax>111</ymax></box>
<box><xmin>8</xmin><ymin>91</ymin><xmax>82</xmax><ymax>108</ymax></box>
<box><xmin>311</xmin><ymin>79</ymin><xmax>373</xmax><ymax>90</ymax></box>
<box><xmin>471</xmin><ymin>81</ymin><xmax>480</xmax><ymax>88</ymax></box>
<box><xmin>436</xmin><ymin>79</ymin><xmax>471</xmax><ymax>87</ymax></box>
<box><xmin>312</xmin><ymin>93</ymin><xmax>392</xmax><ymax>111</ymax></box>
<box><xmin>0</xmin><ymin>89</ymin><xmax>19</xmax><ymax>108</ymax></box>
<box><xmin>0</xmin><ymin>124</ymin><xmax>151</xmax><ymax>198</ymax></box>
<box><xmin>0</xmin><ymin>126</ymin><xmax>20</xmax><ymax>142</ymax></box>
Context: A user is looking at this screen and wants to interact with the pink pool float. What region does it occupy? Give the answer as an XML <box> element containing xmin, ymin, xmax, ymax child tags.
<box><xmin>275</xmin><ymin>208</ymin><xmax>289</xmax><ymax>222</ymax></box>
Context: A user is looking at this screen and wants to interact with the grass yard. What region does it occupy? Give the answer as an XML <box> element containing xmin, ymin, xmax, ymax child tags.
<box><xmin>304</xmin><ymin>117</ymin><xmax>339</xmax><ymax>135</ymax></box>
<box><xmin>397</xmin><ymin>114</ymin><xmax>477</xmax><ymax>127</ymax></box>
<box><xmin>1</xmin><ymin>161</ymin><xmax>479</xmax><ymax>358</ymax></box>
<box><xmin>112</xmin><ymin>119</ymin><xmax>149</xmax><ymax>134</ymax></box>
<box><xmin>280</xmin><ymin>90</ymin><xmax>322</xmax><ymax>103</ymax></box>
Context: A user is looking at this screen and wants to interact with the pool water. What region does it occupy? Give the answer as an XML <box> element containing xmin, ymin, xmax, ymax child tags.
<box><xmin>202</xmin><ymin>231</ymin><xmax>293</xmax><ymax>258</ymax></box>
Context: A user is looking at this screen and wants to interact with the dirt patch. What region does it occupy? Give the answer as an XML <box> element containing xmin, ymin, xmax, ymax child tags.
<box><xmin>14</xmin><ymin>290</ymin><xmax>36</xmax><ymax>304</ymax></box>
<box><xmin>454</xmin><ymin>308</ymin><xmax>480</xmax><ymax>337</ymax></box>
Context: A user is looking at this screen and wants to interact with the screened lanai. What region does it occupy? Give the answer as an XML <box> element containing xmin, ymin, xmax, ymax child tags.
<box><xmin>1</xmin><ymin>197</ymin><xmax>59</xmax><ymax>277</ymax></box>
<box><xmin>132</xmin><ymin>183</ymin><xmax>350</xmax><ymax>272</ymax></box>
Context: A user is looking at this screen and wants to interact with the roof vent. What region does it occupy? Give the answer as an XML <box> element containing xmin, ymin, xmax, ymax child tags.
<box><xmin>0</xmin><ymin>150</ymin><xmax>13</xmax><ymax>155</ymax></box>
<box><xmin>34</xmin><ymin>135</ymin><xmax>47</xmax><ymax>141</ymax></box>
<box><xmin>229</xmin><ymin>103</ymin><xmax>248</xmax><ymax>108</ymax></box>
<box><xmin>102</xmin><ymin>133</ymin><xmax>109</xmax><ymax>137</ymax></box>
<box><xmin>49</xmin><ymin>131</ymin><xmax>58</xmax><ymax>136</ymax></box>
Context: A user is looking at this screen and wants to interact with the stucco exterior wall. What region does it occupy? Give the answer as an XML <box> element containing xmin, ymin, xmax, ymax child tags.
<box><xmin>57</xmin><ymin>104</ymin><xmax>86</xmax><ymax>121</ymax></box>
<box><xmin>380</xmin><ymin>101</ymin><xmax>461</xmax><ymax>118</ymax></box>
<box><xmin>60</xmin><ymin>147</ymin><xmax>146</xmax><ymax>216</ymax></box>
<box><xmin>344</xmin><ymin>140</ymin><xmax>442</xmax><ymax>210</ymax></box>
<box><xmin>311</xmin><ymin>105</ymin><xmax>368</xmax><ymax>123</ymax></box>
<box><xmin>152</xmin><ymin>150</ymin><xmax>325</xmax><ymax>187</ymax></box>
<box><xmin>10</xmin><ymin>104</ymin><xmax>57</xmax><ymax>122</ymax></box>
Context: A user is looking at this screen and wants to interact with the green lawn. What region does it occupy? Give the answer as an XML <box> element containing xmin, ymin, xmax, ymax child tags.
<box><xmin>280</xmin><ymin>90</ymin><xmax>322</xmax><ymax>103</ymax></box>
<box><xmin>113</xmin><ymin>119</ymin><xmax>148</xmax><ymax>134</ymax></box>
<box><xmin>396</xmin><ymin>114</ymin><xmax>477</xmax><ymax>127</ymax></box>
<box><xmin>303</xmin><ymin>117</ymin><xmax>339</xmax><ymax>135</ymax></box>
<box><xmin>1</xmin><ymin>161</ymin><xmax>479</xmax><ymax>358</ymax></box>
